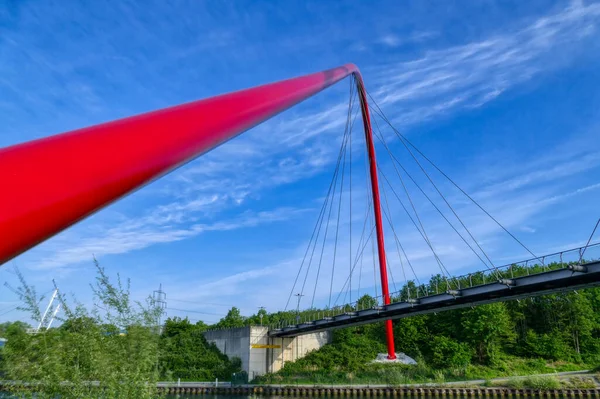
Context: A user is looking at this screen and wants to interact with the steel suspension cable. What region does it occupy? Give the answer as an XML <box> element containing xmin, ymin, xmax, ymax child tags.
<box><xmin>284</xmin><ymin>168</ymin><xmax>331</xmax><ymax>311</ymax></box>
<box><xmin>370</xmin><ymin>130</ymin><xmax>450</xmax><ymax>280</ymax></box>
<box><xmin>312</xmin><ymin>80</ymin><xmax>358</xmax><ymax>308</ymax></box>
<box><xmin>366</xmin><ymin>91</ymin><xmax>539</xmax><ymax>261</ymax></box>
<box><xmin>328</xmin><ymin>91</ymin><xmax>361</xmax><ymax>308</ymax></box>
<box><xmin>378</xmin><ymin>170</ymin><xmax>452</xmax><ymax>279</ymax></box>
<box><xmin>355</xmin><ymin>189</ymin><xmax>373</xmax><ymax>301</ymax></box>
<box><xmin>357</xmin><ymin>131</ymin><xmax>376</xmax><ymax>301</ymax></box>
<box><xmin>372</xmin><ymin>228</ymin><xmax>379</xmax><ymax>300</ymax></box>
<box><xmin>310</xmin><ymin>79</ymin><xmax>355</xmax><ymax>308</ymax></box>
<box><xmin>347</xmin><ymin>187</ymin><xmax>374</xmax><ymax>302</ymax></box>
<box><xmin>387</xmin><ymin>259</ymin><xmax>398</xmax><ymax>293</ymax></box>
<box><xmin>373</xmin><ymin>127</ymin><xmax>501</xmax><ymax>278</ymax></box>
<box><xmin>579</xmin><ymin>218</ymin><xmax>600</xmax><ymax>264</ymax></box>
<box><xmin>333</xmin><ymin>225</ymin><xmax>376</xmax><ymax>307</ymax></box>
<box><xmin>372</xmin><ymin>118</ymin><xmax>498</xmax><ymax>275</ymax></box>
<box><xmin>349</xmin><ymin>82</ymin><xmax>353</xmax><ymax>306</ymax></box>
<box><xmin>370</xmin><ymin>127</ymin><xmax>456</xmax><ymax>284</ymax></box>
<box><xmin>346</xmin><ymin>180</ymin><xmax>378</xmax><ymax>304</ymax></box>
<box><xmin>284</xmin><ymin>81</ymin><xmax>357</xmax><ymax>311</ymax></box>
<box><xmin>311</xmin><ymin>135</ymin><xmax>346</xmax><ymax>308</ymax></box>
<box><xmin>380</xmin><ymin>173</ymin><xmax>422</xmax><ymax>290</ymax></box>
<box><xmin>300</xmin><ymin>93</ymin><xmax>358</xmax><ymax>307</ymax></box>
<box><xmin>286</xmin><ymin>155</ymin><xmax>336</xmax><ymax>311</ymax></box>
<box><xmin>369</xmin><ymin>227</ymin><xmax>379</xmax><ymax>304</ymax></box>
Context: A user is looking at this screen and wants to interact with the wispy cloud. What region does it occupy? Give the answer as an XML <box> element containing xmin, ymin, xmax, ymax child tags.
<box><xmin>372</xmin><ymin>1</ymin><xmax>600</xmax><ymax>125</ymax></box>
<box><xmin>30</xmin><ymin>207</ymin><xmax>309</xmax><ymax>271</ymax></box>
<box><xmin>474</xmin><ymin>150</ymin><xmax>600</xmax><ymax>200</ymax></box>
<box><xmin>378</xmin><ymin>31</ymin><xmax>438</xmax><ymax>48</ymax></box>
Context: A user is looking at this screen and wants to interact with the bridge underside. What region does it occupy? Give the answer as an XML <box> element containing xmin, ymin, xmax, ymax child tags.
<box><xmin>270</xmin><ymin>260</ymin><xmax>600</xmax><ymax>338</ymax></box>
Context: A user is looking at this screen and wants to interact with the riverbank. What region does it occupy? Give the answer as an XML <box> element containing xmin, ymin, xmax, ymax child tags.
<box><xmin>2</xmin><ymin>372</ymin><xmax>598</xmax><ymax>397</ymax></box>
<box><xmin>255</xmin><ymin>358</ymin><xmax>594</xmax><ymax>387</ymax></box>
<box><xmin>151</xmin><ymin>371</ymin><xmax>600</xmax><ymax>396</ymax></box>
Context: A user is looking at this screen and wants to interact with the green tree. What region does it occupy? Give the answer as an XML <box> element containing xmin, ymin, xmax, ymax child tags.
<box><xmin>159</xmin><ymin>317</ymin><xmax>241</xmax><ymax>380</ymax></box>
<box><xmin>163</xmin><ymin>316</ymin><xmax>195</xmax><ymax>337</ymax></box>
<box><xmin>245</xmin><ymin>308</ymin><xmax>269</xmax><ymax>326</ymax></box>
<box><xmin>356</xmin><ymin>294</ymin><xmax>378</xmax><ymax>310</ymax></box>
<box><xmin>460</xmin><ymin>303</ymin><xmax>515</xmax><ymax>365</ymax></box>
<box><xmin>214</xmin><ymin>307</ymin><xmax>246</xmax><ymax>328</ymax></box>
<box><xmin>0</xmin><ymin>321</ymin><xmax>30</xmax><ymax>337</ymax></box>
<box><xmin>393</xmin><ymin>315</ymin><xmax>428</xmax><ymax>359</ymax></box>
<box><xmin>427</xmin><ymin>335</ymin><xmax>472</xmax><ymax>369</ymax></box>
<box><xmin>565</xmin><ymin>292</ymin><xmax>596</xmax><ymax>359</ymax></box>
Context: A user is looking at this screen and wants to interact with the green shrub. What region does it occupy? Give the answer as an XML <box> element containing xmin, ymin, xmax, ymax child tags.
<box><xmin>561</xmin><ymin>376</ymin><xmax>597</xmax><ymax>389</ymax></box>
<box><xmin>522</xmin><ymin>376</ymin><xmax>561</xmax><ymax>390</ymax></box>
<box><xmin>4</xmin><ymin>263</ymin><xmax>163</xmax><ymax>399</ymax></box>
<box><xmin>505</xmin><ymin>377</ymin><xmax>525</xmax><ymax>389</ymax></box>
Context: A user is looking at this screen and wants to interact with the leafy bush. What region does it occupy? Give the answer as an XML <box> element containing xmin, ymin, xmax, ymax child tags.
<box><xmin>561</xmin><ymin>376</ymin><xmax>597</xmax><ymax>389</ymax></box>
<box><xmin>504</xmin><ymin>377</ymin><xmax>525</xmax><ymax>389</ymax></box>
<box><xmin>3</xmin><ymin>263</ymin><xmax>163</xmax><ymax>399</ymax></box>
<box><xmin>522</xmin><ymin>376</ymin><xmax>561</xmax><ymax>390</ymax></box>
<box><xmin>159</xmin><ymin>317</ymin><xmax>241</xmax><ymax>381</ymax></box>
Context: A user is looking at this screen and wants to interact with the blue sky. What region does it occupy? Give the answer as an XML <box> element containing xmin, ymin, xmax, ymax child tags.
<box><xmin>1</xmin><ymin>0</ymin><xmax>600</xmax><ymax>324</ymax></box>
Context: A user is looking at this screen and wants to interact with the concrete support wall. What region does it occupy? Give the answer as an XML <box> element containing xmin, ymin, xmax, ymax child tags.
<box><xmin>203</xmin><ymin>327</ymin><xmax>251</xmax><ymax>373</ymax></box>
<box><xmin>204</xmin><ymin>327</ymin><xmax>331</xmax><ymax>380</ymax></box>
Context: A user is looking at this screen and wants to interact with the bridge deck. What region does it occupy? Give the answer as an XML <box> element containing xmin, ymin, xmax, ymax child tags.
<box><xmin>270</xmin><ymin>260</ymin><xmax>600</xmax><ymax>338</ymax></box>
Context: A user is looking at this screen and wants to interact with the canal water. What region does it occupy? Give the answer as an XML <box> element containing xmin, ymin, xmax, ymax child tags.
<box><xmin>162</xmin><ymin>396</ymin><xmax>491</xmax><ymax>399</ymax></box>
<box><xmin>164</xmin><ymin>396</ymin><xmax>425</xmax><ymax>399</ymax></box>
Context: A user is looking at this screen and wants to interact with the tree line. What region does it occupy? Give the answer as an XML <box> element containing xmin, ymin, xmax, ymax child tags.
<box><xmin>1</xmin><ymin>259</ymin><xmax>599</xmax><ymax>395</ymax></box>
<box><xmin>206</xmin><ymin>261</ymin><xmax>600</xmax><ymax>372</ymax></box>
<box><xmin>190</xmin><ymin>260</ymin><xmax>600</xmax><ymax>383</ymax></box>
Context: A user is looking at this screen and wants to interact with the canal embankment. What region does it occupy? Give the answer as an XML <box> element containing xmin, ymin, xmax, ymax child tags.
<box><xmin>152</xmin><ymin>371</ymin><xmax>600</xmax><ymax>397</ymax></box>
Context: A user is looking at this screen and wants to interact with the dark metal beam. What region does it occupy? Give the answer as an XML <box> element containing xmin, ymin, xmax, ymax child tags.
<box><xmin>270</xmin><ymin>260</ymin><xmax>600</xmax><ymax>337</ymax></box>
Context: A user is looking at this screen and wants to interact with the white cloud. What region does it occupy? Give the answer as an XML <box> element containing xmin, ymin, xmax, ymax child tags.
<box><xmin>371</xmin><ymin>1</ymin><xmax>600</xmax><ymax>125</ymax></box>
<box><xmin>29</xmin><ymin>207</ymin><xmax>309</xmax><ymax>271</ymax></box>
<box><xmin>378</xmin><ymin>31</ymin><xmax>437</xmax><ymax>48</ymax></box>
<box><xmin>519</xmin><ymin>226</ymin><xmax>537</xmax><ymax>234</ymax></box>
<box><xmin>380</xmin><ymin>34</ymin><xmax>401</xmax><ymax>47</ymax></box>
<box><xmin>526</xmin><ymin>182</ymin><xmax>600</xmax><ymax>208</ymax></box>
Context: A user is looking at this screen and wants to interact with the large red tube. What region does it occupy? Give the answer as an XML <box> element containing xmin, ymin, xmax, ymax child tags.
<box><xmin>0</xmin><ymin>64</ymin><xmax>356</xmax><ymax>265</ymax></box>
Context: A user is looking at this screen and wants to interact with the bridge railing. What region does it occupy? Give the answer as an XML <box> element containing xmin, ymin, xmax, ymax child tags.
<box><xmin>270</xmin><ymin>242</ymin><xmax>600</xmax><ymax>330</ymax></box>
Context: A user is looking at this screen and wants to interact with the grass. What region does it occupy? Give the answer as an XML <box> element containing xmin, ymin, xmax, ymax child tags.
<box><xmin>560</xmin><ymin>376</ymin><xmax>597</xmax><ymax>389</ymax></box>
<box><xmin>256</xmin><ymin>371</ymin><xmax>599</xmax><ymax>390</ymax></box>
<box><xmin>491</xmin><ymin>375</ymin><xmax>598</xmax><ymax>389</ymax></box>
<box><xmin>460</xmin><ymin>358</ymin><xmax>587</xmax><ymax>380</ymax></box>
<box><xmin>253</xmin><ymin>357</ymin><xmax>590</xmax><ymax>386</ymax></box>
<box><xmin>521</xmin><ymin>376</ymin><xmax>561</xmax><ymax>390</ymax></box>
